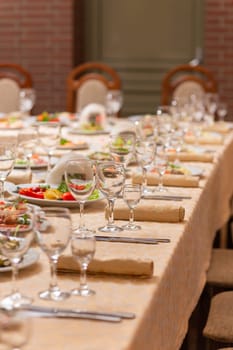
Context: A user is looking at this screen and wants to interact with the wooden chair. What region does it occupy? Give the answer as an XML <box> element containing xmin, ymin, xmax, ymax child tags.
<box><xmin>160</xmin><ymin>64</ymin><xmax>218</xmax><ymax>106</ymax></box>
<box><xmin>0</xmin><ymin>63</ymin><xmax>33</xmax><ymax>113</ymax></box>
<box><xmin>203</xmin><ymin>291</ymin><xmax>233</xmax><ymax>350</ymax></box>
<box><xmin>66</xmin><ymin>61</ymin><xmax>122</xmax><ymax>114</ymax></box>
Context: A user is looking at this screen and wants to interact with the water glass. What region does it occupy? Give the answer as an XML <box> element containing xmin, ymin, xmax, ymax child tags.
<box><xmin>37</xmin><ymin>122</ymin><xmax>61</xmax><ymax>171</ymax></box>
<box><xmin>154</xmin><ymin>150</ymin><xmax>168</xmax><ymax>192</ymax></box>
<box><xmin>0</xmin><ymin>207</ymin><xmax>35</xmax><ymax>309</ymax></box>
<box><xmin>35</xmin><ymin>207</ymin><xmax>72</xmax><ymax>301</ymax></box>
<box><xmin>0</xmin><ymin>143</ymin><xmax>16</xmax><ymax>200</ymax></box>
<box><xmin>135</xmin><ymin>139</ymin><xmax>156</xmax><ymax>194</ymax></box>
<box><xmin>105</xmin><ymin>90</ymin><xmax>123</xmax><ymax>118</ymax></box>
<box><xmin>19</xmin><ymin>88</ymin><xmax>36</xmax><ymax>117</ymax></box>
<box><xmin>96</xmin><ymin>161</ymin><xmax>125</xmax><ymax>232</ymax></box>
<box><xmin>217</xmin><ymin>102</ymin><xmax>228</xmax><ymax>122</ymax></box>
<box><xmin>122</xmin><ymin>184</ymin><xmax>142</xmax><ymax>230</ymax></box>
<box><xmin>71</xmin><ymin>230</ymin><xmax>96</xmax><ymax>296</ymax></box>
<box><xmin>65</xmin><ymin>157</ymin><xmax>96</xmax><ymax>233</ymax></box>
<box><xmin>109</xmin><ymin>131</ymin><xmax>136</xmax><ymax>169</ymax></box>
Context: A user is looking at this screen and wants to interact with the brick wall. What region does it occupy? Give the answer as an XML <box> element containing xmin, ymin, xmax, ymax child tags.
<box><xmin>204</xmin><ymin>0</ymin><xmax>233</xmax><ymax>120</ymax></box>
<box><xmin>0</xmin><ymin>0</ymin><xmax>77</xmax><ymax>114</ymax></box>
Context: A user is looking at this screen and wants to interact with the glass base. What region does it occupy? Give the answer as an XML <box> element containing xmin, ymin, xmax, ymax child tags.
<box><xmin>1</xmin><ymin>292</ymin><xmax>33</xmax><ymax>309</ymax></box>
<box><xmin>71</xmin><ymin>288</ymin><xmax>95</xmax><ymax>297</ymax></box>
<box><xmin>98</xmin><ymin>224</ymin><xmax>123</xmax><ymax>233</ymax></box>
<box><xmin>154</xmin><ymin>185</ymin><xmax>168</xmax><ymax>193</ymax></box>
<box><xmin>143</xmin><ymin>186</ymin><xmax>154</xmax><ymax>195</ymax></box>
<box><xmin>73</xmin><ymin>226</ymin><xmax>95</xmax><ymax>235</ymax></box>
<box><xmin>39</xmin><ymin>289</ymin><xmax>70</xmax><ymax>301</ymax></box>
<box><xmin>122</xmin><ymin>223</ymin><xmax>141</xmax><ymax>231</ymax></box>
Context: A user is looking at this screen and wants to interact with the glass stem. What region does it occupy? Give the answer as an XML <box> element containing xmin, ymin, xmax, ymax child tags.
<box><xmin>108</xmin><ymin>198</ymin><xmax>115</xmax><ymax>226</ymax></box>
<box><xmin>158</xmin><ymin>173</ymin><xmax>163</xmax><ymax>189</ymax></box>
<box><xmin>11</xmin><ymin>262</ymin><xmax>19</xmax><ymax>295</ymax></box>
<box><xmin>142</xmin><ymin>166</ymin><xmax>147</xmax><ymax>189</ymax></box>
<box><xmin>49</xmin><ymin>258</ymin><xmax>59</xmax><ymax>292</ymax></box>
<box><xmin>0</xmin><ymin>179</ymin><xmax>4</xmax><ymax>200</ymax></box>
<box><xmin>79</xmin><ymin>264</ymin><xmax>88</xmax><ymax>291</ymax></box>
<box><xmin>47</xmin><ymin>152</ymin><xmax>52</xmax><ymax>172</ymax></box>
<box><xmin>79</xmin><ymin>201</ymin><xmax>85</xmax><ymax>229</ymax></box>
<box><xmin>129</xmin><ymin>208</ymin><xmax>134</xmax><ymax>224</ymax></box>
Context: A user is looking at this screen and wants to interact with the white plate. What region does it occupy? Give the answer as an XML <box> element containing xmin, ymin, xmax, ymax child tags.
<box><xmin>56</xmin><ymin>142</ymin><xmax>89</xmax><ymax>150</ymax></box>
<box><xmin>9</xmin><ymin>183</ymin><xmax>104</xmax><ymax>208</ymax></box>
<box><xmin>68</xmin><ymin>126</ymin><xmax>110</xmax><ymax>135</ymax></box>
<box><xmin>0</xmin><ymin>248</ymin><xmax>40</xmax><ymax>272</ymax></box>
<box><xmin>185</xmin><ymin>165</ymin><xmax>203</xmax><ymax>176</ymax></box>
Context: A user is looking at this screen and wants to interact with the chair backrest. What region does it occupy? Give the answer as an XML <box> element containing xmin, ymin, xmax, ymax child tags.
<box><xmin>0</xmin><ymin>63</ymin><xmax>33</xmax><ymax>113</ymax></box>
<box><xmin>161</xmin><ymin>64</ymin><xmax>218</xmax><ymax>106</ymax></box>
<box><xmin>66</xmin><ymin>61</ymin><xmax>121</xmax><ymax>114</ymax></box>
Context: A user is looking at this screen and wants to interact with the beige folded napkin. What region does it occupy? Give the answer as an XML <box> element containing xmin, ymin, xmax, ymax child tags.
<box><xmin>166</xmin><ymin>152</ymin><xmax>214</xmax><ymax>162</ymax></box>
<box><xmin>203</xmin><ymin>122</ymin><xmax>232</xmax><ymax>134</ymax></box>
<box><xmin>7</xmin><ymin>169</ymin><xmax>32</xmax><ymax>185</ymax></box>
<box><xmin>46</xmin><ymin>152</ymin><xmax>85</xmax><ymax>185</ymax></box>
<box><xmin>57</xmin><ymin>253</ymin><xmax>153</xmax><ymax>277</ymax></box>
<box><xmin>132</xmin><ymin>173</ymin><xmax>199</xmax><ymax>187</ymax></box>
<box><xmin>184</xmin><ymin>134</ymin><xmax>223</xmax><ymax>145</ymax></box>
<box><xmin>106</xmin><ymin>199</ymin><xmax>185</xmax><ymax>223</ymax></box>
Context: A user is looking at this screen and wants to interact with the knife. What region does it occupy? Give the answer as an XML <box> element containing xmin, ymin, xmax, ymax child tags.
<box><xmin>142</xmin><ymin>194</ymin><xmax>192</xmax><ymax>200</ymax></box>
<box><xmin>20</xmin><ymin>305</ymin><xmax>136</xmax><ymax>320</ymax></box>
<box><xmin>95</xmin><ymin>235</ymin><xmax>170</xmax><ymax>244</ymax></box>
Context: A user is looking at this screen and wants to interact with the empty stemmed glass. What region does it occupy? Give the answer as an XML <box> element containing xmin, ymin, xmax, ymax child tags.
<box><xmin>71</xmin><ymin>230</ymin><xmax>96</xmax><ymax>296</ymax></box>
<box><xmin>0</xmin><ymin>143</ymin><xmax>17</xmax><ymax>200</ymax></box>
<box><xmin>0</xmin><ymin>207</ymin><xmax>35</xmax><ymax>309</ymax></box>
<box><xmin>105</xmin><ymin>90</ymin><xmax>123</xmax><ymax>118</ymax></box>
<box><xmin>154</xmin><ymin>149</ymin><xmax>168</xmax><ymax>192</ymax></box>
<box><xmin>35</xmin><ymin>207</ymin><xmax>72</xmax><ymax>301</ymax></box>
<box><xmin>135</xmin><ymin>139</ymin><xmax>156</xmax><ymax>195</ymax></box>
<box><xmin>109</xmin><ymin>131</ymin><xmax>136</xmax><ymax>170</ymax></box>
<box><xmin>122</xmin><ymin>184</ymin><xmax>142</xmax><ymax>231</ymax></box>
<box><xmin>19</xmin><ymin>88</ymin><xmax>36</xmax><ymax>118</ymax></box>
<box><xmin>205</xmin><ymin>92</ymin><xmax>219</xmax><ymax>124</ymax></box>
<box><xmin>96</xmin><ymin>161</ymin><xmax>125</xmax><ymax>232</ymax></box>
<box><xmin>37</xmin><ymin>122</ymin><xmax>61</xmax><ymax>171</ymax></box>
<box><xmin>65</xmin><ymin>157</ymin><xmax>96</xmax><ymax>233</ymax></box>
<box><xmin>0</xmin><ymin>310</ymin><xmax>32</xmax><ymax>350</ymax></box>
<box><xmin>217</xmin><ymin>102</ymin><xmax>228</xmax><ymax>122</ymax></box>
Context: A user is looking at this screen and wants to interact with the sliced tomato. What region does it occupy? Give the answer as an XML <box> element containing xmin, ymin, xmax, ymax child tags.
<box><xmin>19</xmin><ymin>188</ymin><xmax>44</xmax><ymax>199</ymax></box>
<box><xmin>69</xmin><ymin>184</ymin><xmax>85</xmax><ymax>190</ymax></box>
<box><xmin>62</xmin><ymin>192</ymin><xmax>75</xmax><ymax>201</ymax></box>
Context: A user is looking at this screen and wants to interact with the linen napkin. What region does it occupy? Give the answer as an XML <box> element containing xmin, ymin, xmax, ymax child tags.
<box><xmin>7</xmin><ymin>169</ymin><xmax>32</xmax><ymax>185</ymax></box>
<box><xmin>106</xmin><ymin>199</ymin><xmax>185</xmax><ymax>223</ymax></box>
<box><xmin>57</xmin><ymin>252</ymin><xmax>154</xmax><ymax>277</ymax></box>
<box><xmin>166</xmin><ymin>152</ymin><xmax>214</xmax><ymax>163</ymax></box>
<box><xmin>184</xmin><ymin>133</ymin><xmax>223</xmax><ymax>145</ymax></box>
<box><xmin>132</xmin><ymin>172</ymin><xmax>199</xmax><ymax>188</ymax></box>
<box><xmin>46</xmin><ymin>153</ymin><xmax>85</xmax><ymax>185</ymax></box>
<box><xmin>203</xmin><ymin>122</ymin><xmax>232</xmax><ymax>134</ymax></box>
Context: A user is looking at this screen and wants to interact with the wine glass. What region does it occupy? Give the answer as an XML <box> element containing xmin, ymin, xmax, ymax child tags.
<box><xmin>37</xmin><ymin>122</ymin><xmax>61</xmax><ymax>171</ymax></box>
<box><xmin>170</xmin><ymin>130</ymin><xmax>183</xmax><ymax>164</ymax></box>
<box><xmin>71</xmin><ymin>230</ymin><xmax>96</xmax><ymax>296</ymax></box>
<box><xmin>105</xmin><ymin>90</ymin><xmax>123</xmax><ymax>118</ymax></box>
<box><xmin>35</xmin><ymin>207</ymin><xmax>72</xmax><ymax>301</ymax></box>
<box><xmin>153</xmin><ymin>149</ymin><xmax>168</xmax><ymax>192</ymax></box>
<box><xmin>0</xmin><ymin>207</ymin><xmax>35</xmax><ymax>309</ymax></box>
<box><xmin>136</xmin><ymin>115</ymin><xmax>156</xmax><ymax>140</ymax></box>
<box><xmin>19</xmin><ymin>88</ymin><xmax>36</xmax><ymax>117</ymax></box>
<box><xmin>217</xmin><ymin>102</ymin><xmax>228</xmax><ymax>122</ymax></box>
<box><xmin>205</xmin><ymin>92</ymin><xmax>219</xmax><ymax>124</ymax></box>
<box><xmin>64</xmin><ymin>157</ymin><xmax>96</xmax><ymax>233</ymax></box>
<box><xmin>0</xmin><ymin>311</ymin><xmax>32</xmax><ymax>350</ymax></box>
<box><xmin>0</xmin><ymin>143</ymin><xmax>16</xmax><ymax>200</ymax></box>
<box><xmin>135</xmin><ymin>139</ymin><xmax>156</xmax><ymax>195</ymax></box>
<box><xmin>96</xmin><ymin>161</ymin><xmax>125</xmax><ymax>232</ymax></box>
<box><xmin>109</xmin><ymin>131</ymin><xmax>136</xmax><ymax>170</ymax></box>
<box><xmin>122</xmin><ymin>184</ymin><xmax>142</xmax><ymax>231</ymax></box>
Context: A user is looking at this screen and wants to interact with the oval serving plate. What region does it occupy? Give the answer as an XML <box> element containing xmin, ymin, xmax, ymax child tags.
<box><xmin>9</xmin><ymin>183</ymin><xmax>104</xmax><ymax>208</ymax></box>
<box><xmin>0</xmin><ymin>248</ymin><xmax>40</xmax><ymax>272</ymax></box>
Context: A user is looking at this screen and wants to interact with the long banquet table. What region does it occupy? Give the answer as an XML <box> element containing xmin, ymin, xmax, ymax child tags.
<box><xmin>1</xmin><ymin>121</ymin><xmax>233</xmax><ymax>350</ymax></box>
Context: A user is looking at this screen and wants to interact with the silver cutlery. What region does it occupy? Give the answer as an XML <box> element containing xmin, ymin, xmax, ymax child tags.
<box><xmin>142</xmin><ymin>194</ymin><xmax>192</xmax><ymax>200</ymax></box>
<box><xmin>95</xmin><ymin>235</ymin><xmax>170</xmax><ymax>244</ymax></box>
<box><xmin>19</xmin><ymin>305</ymin><xmax>135</xmax><ymax>321</ymax></box>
